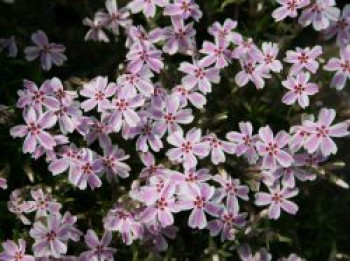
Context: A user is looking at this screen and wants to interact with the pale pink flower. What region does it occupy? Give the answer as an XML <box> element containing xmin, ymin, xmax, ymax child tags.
<box><xmin>79</xmin><ymin>230</ymin><xmax>116</xmax><ymax>261</ymax></box>
<box><xmin>284</xmin><ymin>46</ymin><xmax>323</xmax><ymax>74</ymax></box>
<box><xmin>164</xmin><ymin>0</ymin><xmax>202</xmax><ymax>22</ymax></box>
<box><xmin>97</xmin><ymin>0</ymin><xmax>131</xmax><ymax>35</ymax></box>
<box><xmin>207</xmin><ymin>200</ymin><xmax>247</xmax><ymax>241</ymax></box>
<box><xmin>179</xmin><ymin>59</ymin><xmax>220</xmax><ymax>94</ymax></box>
<box><xmin>152</xmin><ymin>95</ymin><xmax>193</xmax><ymax>136</ymax></box>
<box><xmin>226</xmin><ymin>122</ymin><xmax>260</xmax><ymax>164</ymax></box>
<box><xmin>0</xmin><ymin>239</ymin><xmax>34</xmax><ymax>261</ymax></box>
<box><xmin>172</xmin><ymin>84</ymin><xmax>207</xmax><ymax>109</ymax></box>
<box><xmin>24</xmin><ymin>30</ymin><xmax>67</xmax><ymax>71</ymax></box>
<box><xmin>103</xmin><ymin>206</ymin><xmax>143</xmax><ymax>245</ymax></box>
<box><xmin>126</xmin><ymin>25</ymin><xmax>164</xmax><ymax>48</ymax></box>
<box><xmin>69</xmin><ymin>148</ymin><xmax>103</xmax><ymax>190</ymax></box>
<box><xmin>118</xmin><ymin>66</ymin><xmax>154</xmax><ymax>97</ymax></box>
<box><xmin>256</xmin><ymin>126</ymin><xmax>293</xmax><ymax>170</ymax></box>
<box><xmin>235</xmin><ymin>56</ymin><xmax>271</xmax><ymax>89</ymax></box>
<box><xmin>272</xmin><ymin>0</ymin><xmax>310</xmax><ymax>21</ymax></box>
<box><xmin>98</xmin><ymin>145</ymin><xmax>131</xmax><ymax>182</ymax></box>
<box><xmin>139</xmin><ymin>152</ymin><xmax>170</xmax><ymax>178</ymax></box>
<box><xmin>256</xmin><ymin>42</ymin><xmax>283</xmax><ymax>73</ymax></box>
<box><xmin>83</xmin><ymin>16</ymin><xmax>109</xmax><ymax>42</ymax></box>
<box><xmin>213</xmin><ymin>173</ymin><xmax>249</xmax><ymax>210</ymax></box>
<box><xmin>323</xmin><ymin>5</ymin><xmax>350</xmax><ymax>47</ymax></box>
<box><xmin>126</xmin><ymin>42</ymin><xmax>164</xmax><ymax>73</ymax></box>
<box><xmin>176</xmin><ymin>183</ymin><xmax>222</xmax><ymax>229</ymax></box>
<box><xmin>299</xmin><ymin>0</ymin><xmax>340</xmax><ymax>31</ymax></box>
<box><xmin>208</xmin><ymin>19</ymin><xmax>239</xmax><ymax>45</ymax></box>
<box><xmin>201</xmin><ymin>134</ymin><xmax>236</xmax><ymax>165</ymax></box>
<box><xmin>163</xmin><ymin>16</ymin><xmax>196</xmax><ymax>55</ymax></box>
<box><xmin>302</xmin><ymin>108</ymin><xmax>349</xmax><ymax>156</ymax></box>
<box><xmin>128</xmin><ymin>0</ymin><xmax>169</xmax><ymax>18</ymax></box>
<box><xmin>84</xmin><ymin>115</ymin><xmax>113</xmax><ymax>149</ymax></box>
<box><xmin>255</xmin><ymin>184</ymin><xmax>299</xmax><ymax>219</ymax></box>
<box><xmin>200</xmin><ymin>40</ymin><xmax>231</xmax><ymax>68</ymax></box>
<box><xmin>139</xmin><ymin>182</ymin><xmax>178</xmax><ymax>227</ymax></box>
<box><xmin>17</xmin><ymin>80</ymin><xmax>60</xmax><ymax>111</ymax></box>
<box><xmin>323</xmin><ymin>44</ymin><xmax>350</xmax><ymax>90</ymax></box>
<box><xmin>80</xmin><ymin>76</ymin><xmax>116</xmax><ymax>112</ymax></box>
<box><xmin>29</xmin><ymin>188</ymin><xmax>61</xmax><ymax>218</ymax></box>
<box><xmin>30</xmin><ymin>214</ymin><xmax>70</xmax><ymax>258</ymax></box>
<box><xmin>166</xmin><ymin>128</ymin><xmax>210</xmax><ymax>169</ymax></box>
<box><xmin>282</xmin><ymin>72</ymin><xmax>319</xmax><ymax>108</ymax></box>
<box><xmin>10</xmin><ymin>107</ymin><xmax>57</xmax><ymax>154</ymax></box>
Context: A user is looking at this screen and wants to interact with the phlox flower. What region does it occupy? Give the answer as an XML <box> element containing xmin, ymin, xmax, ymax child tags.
<box><xmin>172</xmin><ymin>84</ymin><xmax>207</xmax><ymax>109</ymax></box>
<box><xmin>69</xmin><ymin>148</ymin><xmax>103</xmax><ymax>190</ymax></box>
<box><xmin>152</xmin><ymin>95</ymin><xmax>193</xmax><ymax>136</ymax></box>
<box><xmin>255</xmin><ymin>184</ymin><xmax>299</xmax><ymax>219</ymax></box>
<box><xmin>28</xmin><ymin>188</ymin><xmax>61</xmax><ymax>218</ymax></box>
<box><xmin>171</xmin><ymin>167</ymin><xmax>211</xmax><ymax>190</ymax></box>
<box><xmin>281</xmin><ymin>72</ymin><xmax>319</xmax><ymax>108</ymax></box>
<box><xmin>24</xmin><ymin>30</ymin><xmax>67</xmax><ymax>71</ymax></box>
<box><xmin>142</xmin><ymin>222</ymin><xmax>178</xmax><ymax>252</ymax></box>
<box><xmin>166</xmin><ymin>128</ymin><xmax>210</xmax><ymax>169</ymax></box>
<box><xmin>256</xmin><ymin>126</ymin><xmax>293</xmax><ymax>170</ymax></box>
<box><xmin>272</xmin><ymin>0</ymin><xmax>310</xmax><ymax>22</ymax></box>
<box><xmin>17</xmin><ymin>80</ymin><xmax>60</xmax><ymax>111</ymax></box>
<box><xmin>98</xmin><ymin>145</ymin><xmax>131</xmax><ymax>182</ymax></box>
<box><xmin>30</xmin><ymin>213</ymin><xmax>70</xmax><ymax>258</ymax></box>
<box><xmin>139</xmin><ymin>152</ymin><xmax>170</xmax><ymax>178</ymax></box>
<box><xmin>10</xmin><ymin>107</ymin><xmax>57</xmax><ymax>154</ymax></box>
<box><xmin>284</xmin><ymin>46</ymin><xmax>323</xmax><ymax>75</ymax></box>
<box><xmin>103</xmin><ymin>206</ymin><xmax>143</xmax><ymax>245</ymax></box>
<box><xmin>79</xmin><ymin>230</ymin><xmax>116</xmax><ymax>261</ymax></box>
<box><xmin>302</xmin><ymin>108</ymin><xmax>349</xmax><ymax>156</ymax></box>
<box><xmin>7</xmin><ymin>190</ymin><xmax>34</xmax><ymax>225</ymax></box>
<box><xmin>126</xmin><ymin>25</ymin><xmax>164</xmax><ymax>48</ymax></box>
<box><xmin>179</xmin><ymin>59</ymin><xmax>220</xmax><ymax>94</ymax></box>
<box><xmin>163</xmin><ymin>16</ymin><xmax>196</xmax><ymax>55</ymax></box>
<box><xmin>201</xmin><ymin>133</ymin><xmax>236</xmax><ymax>165</ymax></box>
<box><xmin>49</xmin><ymin>77</ymin><xmax>78</xmax><ymax>106</ymax></box>
<box><xmin>176</xmin><ymin>183</ymin><xmax>222</xmax><ymax>229</ymax></box>
<box><xmin>127</xmin><ymin>117</ymin><xmax>164</xmax><ymax>152</ymax></box>
<box><xmin>235</xmin><ymin>56</ymin><xmax>270</xmax><ymax>89</ymax></box>
<box><xmin>226</xmin><ymin>121</ymin><xmax>260</xmax><ymax>164</ymax></box>
<box><xmin>164</xmin><ymin>0</ymin><xmax>202</xmax><ymax>22</ymax></box>
<box><xmin>256</xmin><ymin>42</ymin><xmax>283</xmax><ymax>73</ymax></box>
<box><xmin>126</xmin><ymin>41</ymin><xmax>164</xmax><ymax>74</ymax></box>
<box><xmin>200</xmin><ymin>40</ymin><xmax>231</xmax><ymax>68</ymax></box>
<box><xmin>96</xmin><ymin>0</ymin><xmax>131</xmax><ymax>35</ymax></box>
<box><xmin>80</xmin><ymin>76</ymin><xmax>116</xmax><ymax>112</ymax></box>
<box><xmin>139</xmin><ymin>182</ymin><xmax>178</xmax><ymax>227</ymax></box>
<box><xmin>231</xmin><ymin>37</ymin><xmax>259</xmax><ymax>59</ymax></box>
<box><xmin>207</xmin><ymin>200</ymin><xmax>247</xmax><ymax>242</ymax></box>
<box><xmin>62</xmin><ymin>212</ymin><xmax>82</xmax><ymax>242</ymax></box>
<box><xmin>0</xmin><ymin>239</ymin><xmax>34</xmax><ymax>261</ymax></box>
<box><xmin>83</xmin><ymin>16</ymin><xmax>109</xmax><ymax>42</ymax></box>
<box><xmin>208</xmin><ymin>19</ymin><xmax>239</xmax><ymax>45</ymax></box>
<box><xmin>323</xmin><ymin>5</ymin><xmax>350</xmax><ymax>47</ymax></box>
<box><xmin>84</xmin><ymin>115</ymin><xmax>113</xmax><ymax>149</ymax></box>
<box><xmin>299</xmin><ymin>0</ymin><xmax>340</xmax><ymax>31</ymax></box>
<box><xmin>213</xmin><ymin>173</ymin><xmax>249</xmax><ymax>210</ymax></box>
<box><xmin>128</xmin><ymin>0</ymin><xmax>169</xmax><ymax>18</ymax></box>
<box><xmin>105</xmin><ymin>88</ymin><xmax>145</xmax><ymax>132</ymax></box>
<box><xmin>323</xmin><ymin>45</ymin><xmax>350</xmax><ymax>90</ymax></box>
<box><xmin>118</xmin><ymin>66</ymin><xmax>154</xmax><ymax>97</ymax></box>
<box><xmin>48</xmin><ymin>144</ymin><xmax>83</xmax><ymax>176</ymax></box>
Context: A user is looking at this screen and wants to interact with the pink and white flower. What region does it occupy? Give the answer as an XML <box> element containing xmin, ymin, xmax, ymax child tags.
<box><xmin>281</xmin><ymin>72</ymin><xmax>319</xmax><ymax>108</ymax></box>
<box><xmin>255</xmin><ymin>184</ymin><xmax>299</xmax><ymax>219</ymax></box>
<box><xmin>272</xmin><ymin>0</ymin><xmax>310</xmax><ymax>22</ymax></box>
<box><xmin>24</xmin><ymin>30</ymin><xmax>67</xmax><ymax>71</ymax></box>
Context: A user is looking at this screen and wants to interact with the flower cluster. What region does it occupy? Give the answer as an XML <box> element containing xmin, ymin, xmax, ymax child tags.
<box><xmin>1</xmin><ymin>0</ymin><xmax>350</xmax><ymax>259</ymax></box>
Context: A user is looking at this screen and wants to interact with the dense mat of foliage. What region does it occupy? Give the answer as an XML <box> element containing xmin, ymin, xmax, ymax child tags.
<box><xmin>1</xmin><ymin>0</ymin><xmax>350</xmax><ymax>260</ymax></box>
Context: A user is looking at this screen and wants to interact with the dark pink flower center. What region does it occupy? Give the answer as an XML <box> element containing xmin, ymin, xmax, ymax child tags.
<box><xmin>156</xmin><ymin>197</ymin><xmax>168</xmax><ymax>210</ymax></box>
<box><xmin>272</xmin><ymin>192</ymin><xmax>282</xmax><ymax>203</ymax></box>
<box><xmin>194</xmin><ymin>196</ymin><xmax>204</xmax><ymax>208</ymax></box>
<box><xmin>115</xmin><ymin>99</ymin><xmax>129</xmax><ymax>110</ymax></box>
<box><xmin>181</xmin><ymin>141</ymin><xmax>193</xmax><ymax>153</ymax></box>
<box><xmin>28</xmin><ymin>122</ymin><xmax>41</xmax><ymax>135</ymax></box>
<box><xmin>265</xmin><ymin>142</ymin><xmax>279</xmax><ymax>156</ymax></box>
<box><xmin>164</xmin><ymin>113</ymin><xmax>176</xmax><ymax>123</ymax></box>
<box><xmin>298</xmin><ymin>53</ymin><xmax>309</xmax><ymax>63</ymax></box>
<box><xmin>316</xmin><ymin>125</ymin><xmax>329</xmax><ymax>137</ymax></box>
<box><xmin>47</xmin><ymin>230</ymin><xmax>57</xmax><ymax>241</ymax></box>
<box><xmin>95</xmin><ymin>91</ymin><xmax>105</xmax><ymax>101</ymax></box>
<box><xmin>82</xmin><ymin>163</ymin><xmax>92</xmax><ymax>175</ymax></box>
<box><xmin>293</xmin><ymin>83</ymin><xmax>305</xmax><ymax>94</ymax></box>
